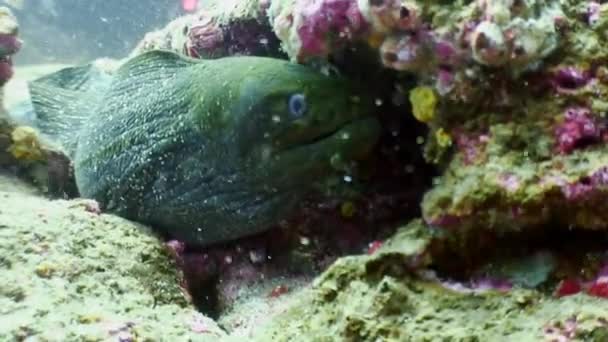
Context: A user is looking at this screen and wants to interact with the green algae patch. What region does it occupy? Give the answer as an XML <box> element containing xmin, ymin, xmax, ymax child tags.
<box><xmin>252</xmin><ymin>222</ymin><xmax>608</xmax><ymax>341</ymax></box>
<box><xmin>0</xmin><ymin>178</ymin><xmax>225</xmax><ymax>341</ymax></box>
<box><xmin>423</xmin><ymin>145</ymin><xmax>608</xmax><ymax>233</ymax></box>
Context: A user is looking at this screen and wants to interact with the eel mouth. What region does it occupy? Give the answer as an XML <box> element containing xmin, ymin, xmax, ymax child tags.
<box><xmin>300</xmin><ymin>124</ymin><xmax>345</xmax><ymax>147</ymax></box>
<box><xmin>282</xmin><ymin>116</ymin><xmax>382</xmax><ymax>164</ymax></box>
<box><xmin>290</xmin><ymin>116</ymin><xmax>381</xmax><ymax>150</ymax></box>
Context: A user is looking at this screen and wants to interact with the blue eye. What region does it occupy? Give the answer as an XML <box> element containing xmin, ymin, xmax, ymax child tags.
<box><xmin>288</xmin><ymin>93</ymin><xmax>307</xmax><ymax>118</ymax></box>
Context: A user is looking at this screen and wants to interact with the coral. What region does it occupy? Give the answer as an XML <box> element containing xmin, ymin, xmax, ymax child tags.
<box><xmin>556</xmin><ymin>264</ymin><xmax>608</xmax><ymax>299</ymax></box>
<box><xmin>409</xmin><ymin>85</ymin><xmax>437</xmax><ymax>123</ymax></box>
<box><xmin>292</xmin><ymin>0</ymin><xmax>367</xmax><ymax>58</ymax></box>
<box><xmin>184</xmin><ymin>13</ymin><xmax>225</xmax><ymax>58</ymax></box>
<box><xmin>132</xmin><ymin>1</ymin><xmax>284</xmax><ymax>59</ymax></box>
<box><xmin>7</xmin><ymin>0</ymin><xmax>608</xmax><ymax>337</ymax></box>
<box><xmin>0</xmin><ymin>7</ymin><xmax>19</xmax><ymax>85</ymax></box>
<box><xmin>357</xmin><ymin>0</ymin><xmax>420</xmax><ymax>33</ymax></box>
<box><xmin>0</xmin><ymin>177</ymin><xmax>225</xmax><ymax>341</ymax></box>
<box><xmin>252</xmin><ymin>222</ymin><xmax>608</xmax><ymax>341</ymax></box>
<box><xmin>269</xmin><ymin>0</ymin><xmax>368</xmax><ymax>60</ymax></box>
<box><xmin>7</xmin><ymin>126</ymin><xmax>44</xmax><ymax>161</ymax></box>
<box><xmin>552</xmin><ymin>66</ymin><xmax>592</xmax><ymax>94</ymax></box>
<box><xmin>434</xmin><ymin>127</ymin><xmax>452</xmax><ymax>148</ymax></box>
<box><xmin>406</xmin><ymin>0</ymin><xmax>608</xmax><ymax>239</ymax></box>
<box><xmin>554</xmin><ymin>106</ymin><xmax>605</xmax><ymax>154</ymax></box>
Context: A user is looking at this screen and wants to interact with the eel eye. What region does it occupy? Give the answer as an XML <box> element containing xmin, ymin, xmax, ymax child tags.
<box><xmin>288</xmin><ymin>93</ymin><xmax>307</xmax><ymax>118</ymax></box>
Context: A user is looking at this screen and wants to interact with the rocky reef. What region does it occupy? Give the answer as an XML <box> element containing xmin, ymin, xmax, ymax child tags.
<box><xmin>409</xmin><ymin>0</ymin><xmax>608</xmax><ymax>239</ymax></box>
<box><xmin>4</xmin><ymin>0</ymin><xmax>608</xmax><ymax>340</ymax></box>
<box><xmin>0</xmin><ymin>7</ymin><xmax>75</xmax><ymax>198</ymax></box>
<box><xmin>0</xmin><ymin>6</ymin><xmax>21</xmax><ymax>167</ymax></box>
<box><xmin>255</xmin><ymin>222</ymin><xmax>608</xmax><ymax>341</ymax></box>
<box><xmin>0</xmin><ymin>7</ymin><xmax>223</xmax><ymax>341</ymax></box>
<box><xmin>157</xmin><ymin>0</ymin><xmax>608</xmax><ymax>339</ymax></box>
<box><xmin>0</xmin><ymin>175</ymin><xmax>225</xmax><ymax>341</ymax></box>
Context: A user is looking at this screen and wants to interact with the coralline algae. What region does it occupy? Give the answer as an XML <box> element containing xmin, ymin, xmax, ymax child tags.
<box><xmin>0</xmin><ymin>7</ymin><xmax>19</xmax><ymax>85</ymax></box>
<box><xmin>253</xmin><ymin>222</ymin><xmax>608</xmax><ymax>341</ymax></box>
<box><xmin>5</xmin><ymin>0</ymin><xmax>608</xmax><ymax>340</ymax></box>
<box><xmin>132</xmin><ymin>1</ymin><xmax>284</xmax><ymax>59</ymax></box>
<box><xmin>0</xmin><ymin>6</ymin><xmax>20</xmax><ymax>168</ymax></box>
<box><xmin>420</xmin><ymin>0</ymin><xmax>608</xmax><ymax>235</ymax></box>
<box><xmin>0</xmin><ymin>180</ymin><xmax>225</xmax><ymax>341</ymax></box>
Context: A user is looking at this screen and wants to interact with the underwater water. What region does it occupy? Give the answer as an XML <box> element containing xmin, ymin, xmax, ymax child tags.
<box><xmin>2</xmin><ymin>0</ymin><xmax>608</xmax><ymax>341</ymax></box>
<box><xmin>9</xmin><ymin>0</ymin><xmax>181</xmax><ymax>64</ymax></box>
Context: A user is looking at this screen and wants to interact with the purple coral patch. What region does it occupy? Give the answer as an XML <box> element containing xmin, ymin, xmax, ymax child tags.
<box><xmin>0</xmin><ymin>33</ymin><xmax>21</xmax><ymax>56</ymax></box>
<box><xmin>185</xmin><ymin>13</ymin><xmax>224</xmax><ymax>58</ymax></box>
<box><xmin>0</xmin><ymin>57</ymin><xmax>13</xmax><ymax>84</ymax></box>
<box><xmin>453</xmin><ymin>130</ymin><xmax>490</xmax><ymax>164</ymax></box>
<box><xmin>0</xmin><ymin>33</ymin><xmax>19</xmax><ymax>85</ymax></box>
<box><xmin>554</xmin><ymin>107</ymin><xmax>605</xmax><ymax>154</ymax></box>
<box><xmin>551</xmin><ymin>66</ymin><xmax>591</xmax><ymax>93</ymax></box>
<box><xmin>561</xmin><ymin>166</ymin><xmax>608</xmax><ymax>201</ymax></box>
<box><xmin>295</xmin><ymin>0</ymin><xmax>367</xmax><ymax>57</ymax></box>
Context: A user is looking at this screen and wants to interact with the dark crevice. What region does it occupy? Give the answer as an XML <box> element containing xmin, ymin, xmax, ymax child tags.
<box><xmin>429</xmin><ymin>225</ymin><xmax>608</xmax><ymax>284</ymax></box>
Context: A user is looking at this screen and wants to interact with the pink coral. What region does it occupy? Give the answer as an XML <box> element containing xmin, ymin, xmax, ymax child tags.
<box><xmin>294</xmin><ymin>0</ymin><xmax>368</xmax><ymax>58</ymax></box>
<box><xmin>362</xmin><ymin>0</ymin><xmax>421</xmax><ymax>33</ymax></box>
<box><xmin>185</xmin><ymin>13</ymin><xmax>224</xmax><ymax>58</ymax></box>
<box><xmin>435</xmin><ymin>68</ymin><xmax>456</xmax><ymax>95</ymax></box>
<box><xmin>0</xmin><ymin>8</ymin><xmax>20</xmax><ymax>85</ymax></box>
<box><xmin>554</xmin><ymin>107</ymin><xmax>604</xmax><ymax>154</ymax></box>
<box><xmin>434</xmin><ymin>40</ymin><xmax>460</xmax><ymax>66</ymax></box>
<box><xmin>0</xmin><ymin>57</ymin><xmax>13</xmax><ymax>84</ymax></box>
<box><xmin>551</xmin><ymin>66</ymin><xmax>591</xmax><ymax>93</ymax></box>
<box><xmin>561</xmin><ymin>181</ymin><xmax>594</xmax><ymax>201</ymax></box>
<box><xmin>0</xmin><ymin>33</ymin><xmax>20</xmax><ymax>56</ymax></box>
<box><xmin>0</xmin><ymin>33</ymin><xmax>19</xmax><ymax>84</ymax></box>
<box><xmin>552</xmin><ymin>262</ymin><xmax>608</xmax><ymax>299</ymax></box>
<box><xmin>587</xmin><ymin>264</ymin><xmax>608</xmax><ymax>298</ymax></box>
<box><xmin>454</xmin><ymin>131</ymin><xmax>490</xmax><ymax>164</ymax></box>
<box><xmin>366</xmin><ymin>240</ymin><xmax>383</xmax><ymax>254</ymax></box>
<box><xmin>554</xmin><ymin>278</ymin><xmax>582</xmax><ymax>297</ymax></box>
<box><xmin>497</xmin><ymin>173</ymin><xmax>521</xmax><ymax>193</ymax></box>
<box><xmin>587</xmin><ymin>1</ymin><xmax>601</xmax><ymax>26</ymax></box>
<box><xmin>561</xmin><ymin>166</ymin><xmax>608</xmax><ymax>201</ymax></box>
<box><xmin>380</xmin><ymin>32</ymin><xmax>432</xmax><ymax>71</ymax></box>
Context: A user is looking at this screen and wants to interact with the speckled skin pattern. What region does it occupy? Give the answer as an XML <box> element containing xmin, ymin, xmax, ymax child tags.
<box><xmin>31</xmin><ymin>50</ymin><xmax>380</xmax><ymax>246</ymax></box>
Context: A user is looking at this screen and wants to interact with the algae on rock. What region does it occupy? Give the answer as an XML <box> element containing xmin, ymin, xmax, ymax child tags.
<box><xmin>253</xmin><ymin>221</ymin><xmax>608</xmax><ymax>341</ymax></box>
<box><xmin>0</xmin><ymin>177</ymin><xmax>225</xmax><ymax>341</ymax></box>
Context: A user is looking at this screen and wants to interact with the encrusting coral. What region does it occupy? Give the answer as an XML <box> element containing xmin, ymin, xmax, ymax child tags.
<box><xmin>5</xmin><ymin>0</ymin><xmax>608</xmax><ymax>340</ymax></box>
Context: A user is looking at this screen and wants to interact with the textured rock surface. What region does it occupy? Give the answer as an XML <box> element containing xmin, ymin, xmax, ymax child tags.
<box><xmin>417</xmin><ymin>0</ymin><xmax>608</xmax><ymax>236</ymax></box>
<box><xmin>5</xmin><ymin>1</ymin><xmax>608</xmax><ymax>339</ymax></box>
<box><xmin>0</xmin><ymin>6</ymin><xmax>20</xmax><ymax>168</ymax></box>
<box><xmin>0</xmin><ymin>175</ymin><xmax>225</xmax><ymax>341</ymax></box>
<box><xmin>253</xmin><ymin>221</ymin><xmax>608</xmax><ymax>341</ymax></box>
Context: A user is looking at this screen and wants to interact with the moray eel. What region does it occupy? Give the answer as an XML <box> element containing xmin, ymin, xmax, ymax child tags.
<box><xmin>27</xmin><ymin>50</ymin><xmax>381</xmax><ymax>246</ymax></box>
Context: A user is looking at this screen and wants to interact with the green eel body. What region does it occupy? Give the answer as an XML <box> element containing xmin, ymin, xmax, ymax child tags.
<box><xmin>28</xmin><ymin>50</ymin><xmax>380</xmax><ymax>246</ymax></box>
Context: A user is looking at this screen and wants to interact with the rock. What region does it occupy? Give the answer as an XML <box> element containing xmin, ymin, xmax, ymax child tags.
<box><xmin>0</xmin><ymin>175</ymin><xmax>225</xmax><ymax>341</ymax></box>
